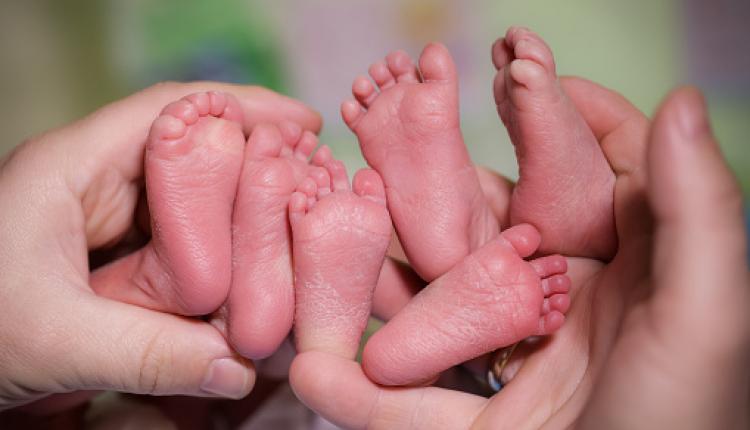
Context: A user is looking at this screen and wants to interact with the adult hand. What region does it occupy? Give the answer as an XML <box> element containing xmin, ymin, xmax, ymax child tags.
<box><xmin>288</xmin><ymin>82</ymin><xmax>750</xmax><ymax>429</ymax></box>
<box><xmin>0</xmin><ymin>82</ymin><xmax>321</xmax><ymax>410</ymax></box>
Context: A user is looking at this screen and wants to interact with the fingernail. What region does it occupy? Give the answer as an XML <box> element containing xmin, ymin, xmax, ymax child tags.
<box><xmin>676</xmin><ymin>90</ymin><xmax>711</xmax><ymax>141</ymax></box>
<box><xmin>201</xmin><ymin>358</ymin><xmax>250</xmax><ymax>399</ymax></box>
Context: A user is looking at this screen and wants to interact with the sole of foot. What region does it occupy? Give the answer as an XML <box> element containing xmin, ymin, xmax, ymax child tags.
<box><xmin>343</xmin><ymin>43</ymin><xmax>498</xmax><ymax>281</ymax></box>
<box><xmin>362</xmin><ymin>224</ymin><xmax>570</xmax><ymax>386</ymax></box>
<box><xmin>143</xmin><ymin>91</ymin><xmax>245</xmax><ymax>315</ymax></box>
<box><xmin>291</xmin><ymin>161</ymin><xmax>392</xmax><ymax>360</ymax></box>
<box><xmin>492</xmin><ymin>26</ymin><xmax>617</xmax><ymax>259</ymax></box>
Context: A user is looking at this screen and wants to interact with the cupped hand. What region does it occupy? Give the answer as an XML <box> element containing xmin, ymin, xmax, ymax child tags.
<box><xmin>288</xmin><ymin>81</ymin><xmax>750</xmax><ymax>429</ymax></box>
<box><xmin>0</xmin><ymin>82</ymin><xmax>321</xmax><ymax>410</ymax></box>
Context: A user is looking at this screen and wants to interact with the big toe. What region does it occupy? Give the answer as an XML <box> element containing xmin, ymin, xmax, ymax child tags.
<box><xmin>500</xmin><ymin>224</ymin><xmax>541</xmax><ymax>258</ymax></box>
<box><xmin>246</xmin><ymin>123</ymin><xmax>284</xmax><ymax>159</ymax></box>
<box><xmin>649</xmin><ymin>87</ymin><xmax>749</xmax><ymax>333</ymax></box>
<box><xmin>505</xmin><ymin>27</ymin><xmax>556</xmax><ymax>73</ymax></box>
<box><xmin>493</xmin><ymin>27</ymin><xmax>557</xmax><ymax>96</ymax></box>
<box><xmin>418</xmin><ymin>42</ymin><xmax>457</xmax><ymax>83</ymax></box>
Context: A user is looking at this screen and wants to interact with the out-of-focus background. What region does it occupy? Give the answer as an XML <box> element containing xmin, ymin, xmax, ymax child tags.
<box><xmin>1</xmin><ymin>0</ymin><xmax>748</xmax><ymax>194</ymax></box>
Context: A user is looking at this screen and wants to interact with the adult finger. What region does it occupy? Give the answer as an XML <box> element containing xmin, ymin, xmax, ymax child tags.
<box><xmin>70</xmin><ymin>83</ymin><xmax>318</xmax><ymax>314</ymax></box>
<box><xmin>579</xmin><ymin>87</ymin><xmax>750</xmax><ymax>430</ymax></box>
<box><xmin>560</xmin><ymin>77</ymin><xmax>648</xmax><ymax>177</ymax></box>
<box><xmin>2</xmin><ymin>292</ymin><xmax>255</xmax><ymax>410</ymax></box>
<box><xmin>44</xmin><ymin>81</ymin><xmax>321</xmax><ymax>186</ymax></box>
<box><xmin>561</xmin><ymin>76</ymin><xmax>652</xmax><ymax>243</ymax></box>
<box><xmin>92</xmin><ymin>91</ymin><xmax>245</xmax><ymax>316</ymax></box>
<box><xmin>648</xmin><ymin>87</ymin><xmax>749</xmax><ymax>346</ymax></box>
<box><xmin>289</xmin><ymin>351</ymin><xmax>485</xmax><ymax>430</ymax></box>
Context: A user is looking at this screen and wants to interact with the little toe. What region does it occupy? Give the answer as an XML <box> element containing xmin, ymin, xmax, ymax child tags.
<box><xmin>353</xmin><ymin>168</ymin><xmax>387</xmax><ymax>205</ymax></box>
<box><xmin>325</xmin><ymin>160</ymin><xmax>350</xmax><ymax>192</ymax></box>
<box><xmin>369</xmin><ymin>61</ymin><xmax>396</xmax><ymax>89</ymax></box>
<box><xmin>294</xmin><ymin>131</ymin><xmax>318</xmax><ymax>161</ymax></box>
<box><xmin>500</xmin><ymin>223</ymin><xmax>541</xmax><ymax>258</ymax></box>
<box><xmin>418</xmin><ymin>42</ymin><xmax>457</xmax><ymax>83</ymax></box>
<box><xmin>541</xmin><ymin>294</ymin><xmax>570</xmax><ymax>314</ymax></box>
<box><xmin>549</xmin><ymin>293</ymin><xmax>570</xmax><ymax>314</ymax></box>
<box><xmin>246</xmin><ymin>123</ymin><xmax>283</xmax><ymax>159</ymax></box>
<box><xmin>386</xmin><ymin>50</ymin><xmax>420</xmax><ymax>83</ymax></box>
<box><xmin>536</xmin><ymin>311</ymin><xmax>565</xmax><ymax>336</ymax></box>
<box><xmin>312</xmin><ymin>145</ymin><xmax>333</xmax><ymax>167</ymax></box>
<box><xmin>541</xmin><ymin>274</ymin><xmax>571</xmax><ymax>296</ymax></box>
<box><xmin>341</xmin><ymin>100</ymin><xmax>365</xmax><ymax>130</ymax></box>
<box><xmin>161</xmin><ymin>99</ymin><xmax>199</xmax><ymax>125</ymax></box>
<box><xmin>530</xmin><ymin>255</ymin><xmax>567</xmax><ymax>278</ymax></box>
<box><xmin>352</xmin><ymin>76</ymin><xmax>378</xmax><ymax>108</ymax></box>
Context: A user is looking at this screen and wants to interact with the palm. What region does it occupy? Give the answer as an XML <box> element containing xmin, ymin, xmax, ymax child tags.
<box><xmin>480</xmin><ymin>155</ymin><xmax>653</xmax><ymax>427</ymax></box>
<box><xmin>481</xmin><ymin>83</ymin><xmax>749</xmax><ymax>428</ymax></box>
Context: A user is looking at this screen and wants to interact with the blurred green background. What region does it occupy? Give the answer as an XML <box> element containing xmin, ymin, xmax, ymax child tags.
<box><xmin>1</xmin><ymin>0</ymin><xmax>748</xmax><ymax>195</ymax></box>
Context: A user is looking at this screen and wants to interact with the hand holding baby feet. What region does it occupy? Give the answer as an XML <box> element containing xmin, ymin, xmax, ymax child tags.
<box><xmin>343</xmin><ymin>43</ymin><xmax>498</xmax><ymax>281</ymax></box>
<box><xmin>93</xmin><ymin>91</ymin><xmax>245</xmax><ymax>315</ymax></box>
<box><xmin>290</xmin><ymin>161</ymin><xmax>392</xmax><ymax>359</ymax></box>
<box><xmin>362</xmin><ymin>224</ymin><xmax>570</xmax><ymax>386</ymax></box>
<box><xmin>492</xmin><ymin>27</ymin><xmax>617</xmax><ymax>259</ymax></box>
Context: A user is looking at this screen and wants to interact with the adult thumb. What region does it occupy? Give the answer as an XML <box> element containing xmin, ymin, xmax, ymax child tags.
<box><xmin>15</xmin><ymin>293</ymin><xmax>255</xmax><ymax>404</ymax></box>
<box><xmin>647</xmin><ymin>87</ymin><xmax>749</xmax><ymax>430</ymax></box>
<box><xmin>578</xmin><ymin>87</ymin><xmax>749</xmax><ymax>430</ymax></box>
<box><xmin>648</xmin><ymin>87</ymin><xmax>749</xmax><ymax>342</ymax></box>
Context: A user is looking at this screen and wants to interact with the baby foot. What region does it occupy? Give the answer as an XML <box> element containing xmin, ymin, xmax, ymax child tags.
<box><xmin>224</xmin><ymin>122</ymin><xmax>323</xmax><ymax>359</ymax></box>
<box><xmin>492</xmin><ymin>27</ymin><xmax>616</xmax><ymax>259</ymax></box>
<box><xmin>362</xmin><ymin>224</ymin><xmax>570</xmax><ymax>386</ymax></box>
<box><xmin>135</xmin><ymin>91</ymin><xmax>244</xmax><ymax>314</ymax></box>
<box><xmin>291</xmin><ymin>161</ymin><xmax>392</xmax><ymax>359</ymax></box>
<box><xmin>342</xmin><ymin>43</ymin><xmax>498</xmax><ymax>281</ymax></box>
